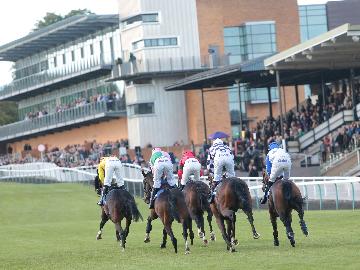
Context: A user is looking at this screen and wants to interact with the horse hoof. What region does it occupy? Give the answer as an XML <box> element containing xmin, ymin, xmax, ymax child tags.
<box><xmin>274</xmin><ymin>240</ymin><xmax>279</xmax><ymax>246</ymax></box>
<box><xmin>203</xmin><ymin>239</ymin><xmax>208</xmax><ymax>246</ymax></box>
<box><xmin>144</xmin><ymin>237</ymin><xmax>150</xmax><ymax>243</ymax></box>
<box><xmin>160</xmin><ymin>244</ymin><xmax>166</xmax><ymax>249</ymax></box>
<box><xmin>303</xmin><ymin>230</ymin><xmax>309</xmax><ymax>237</ymax></box>
<box><xmin>229</xmin><ymin>247</ymin><xmax>236</xmax><ymax>253</ymax></box>
<box><xmin>290</xmin><ymin>240</ymin><xmax>296</xmax><ymax>247</ymax></box>
<box><xmin>185</xmin><ymin>250</ymin><xmax>190</xmax><ymax>255</ymax></box>
<box><xmin>233</xmin><ymin>239</ymin><xmax>239</xmax><ymax>246</ymax></box>
<box><xmin>96</xmin><ymin>234</ymin><xmax>102</xmax><ymax>240</ymax></box>
<box><xmin>210</xmin><ymin>233</ymin><xmax>216</xmax><ymax>241</ymax></box>
<box><xmin>253</xmin><ymin>232</ymin><xmax>260</xmax><ymax>239</ymax></box>
<box><xmin>121</xmin><ymin>247</ymin><xmax>125</xmax><ymax>252</ymax></box>
<box><xmin>198</xmin><ymin>232</ymin><xmax>204</xmax><ymax>238</ymax></box>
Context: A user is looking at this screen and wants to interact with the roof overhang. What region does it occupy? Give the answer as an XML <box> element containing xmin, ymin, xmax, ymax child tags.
<box><xmin>165</xmin><ymin>54</ymin><xmax>271</xmax><ymax>91</ymax></box>
<box><xmin>265</xmin><ymin>23</ymin><xmax>360</xmax><ymax>70</ymax></box>
<box><xmin>0</xmin><ymin>15</ymin><xmax>119</xmax><ymax>62</ymax></box>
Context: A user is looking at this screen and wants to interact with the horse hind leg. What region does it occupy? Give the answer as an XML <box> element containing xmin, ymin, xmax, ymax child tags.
<box><xmin>207</xmin><ymin>209</ymin><xmax>216</xmax><ymax>241</ymax></box>
<box><xmin>243</xmin><ymin>208</ymin><xmax>260</xmax><ymax>239</ymax></box>
<box><xmin>160</xmin><ymin>228</ymin><xmax>167</xmax><ymax>249</ymax></box>
<box><xmin>124</xmin><ymin>217</ymin><xmax>131</xmax><ymax>238</ymax></box>
<box><xmin>182</xmin><ymin>221</ymin><xmax>190</xmax><ymax>254</ymax></box>
<box><xmin>188</xmin><ymin>218</ymin><xmax>195</xmax><ymax>245</ymax></box>
<box><xmin>295</xmin><ymin>205</ymin><xmax>309</xmax><ymax>236</ymax></box>
<box><xmin>270</xmin><ymin>211</ymin><xmax>279</xmax><ymax>246</ymax></box>
<box><xmin>96</xmin><ymin>210</ymin><xmax>109</xmax><ymax>240</ymax></box>
<box><xmin>280</xmin><ymin>213</ymin><xmax>295</xmax><ymax>247</ymax></box>
<box><xmin>114</xmin><ymin>221</ymin><xmax>126</xmax><ymax>251</ymax></box>
<box><xmin>195</xmin><ymin>214</ymin><xmax>208</xmax><ymax>246</ymax></box>
<box><xmin>164</xmin><ymin>223</ymin><xmax>178</xmax><ymax>253</ymax></box>
<box><xmin>144</xmin><ymin>216</ymin><xmax>153</xmax><ymax>243</ymax></box>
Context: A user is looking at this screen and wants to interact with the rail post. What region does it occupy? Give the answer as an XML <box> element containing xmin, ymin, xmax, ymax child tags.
<box><xmin>317</xmin><ymin>184</ymin><xmax>323</xmax><ymax>210</ymax></box>
<box><xmin>334</xmin><ymin>183</ymin><xmax>339</xmax><ymax>210</ymax></box>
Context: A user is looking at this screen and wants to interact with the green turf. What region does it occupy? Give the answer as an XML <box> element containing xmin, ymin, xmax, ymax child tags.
<box><xmin>0</xmin><ymin>183</ymin><xmax>359</xmax><ymax>270</ymax></box>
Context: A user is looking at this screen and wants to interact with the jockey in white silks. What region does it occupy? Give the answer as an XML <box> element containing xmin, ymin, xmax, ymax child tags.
<box><xmin>148</xmin><ymin>148</ymin><xmax>177</xmax><ymax>209</ymax></box>
<box><xmin>206</xmin><ymin>138</ymin><xmax>235</xmax><ymax>203</ymax></box>
<box><xmin>260</xmin><ymin>141</ymin><xmax>292</xmax><ymax>204</ymax></box>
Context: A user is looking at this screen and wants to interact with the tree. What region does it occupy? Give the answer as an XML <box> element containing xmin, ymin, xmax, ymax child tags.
<box><xmin>33</xmin><ymin>9</ymin><xmax>94</xmax><ymax>31</ymax></box>
<box><xmin>0</xmin><ymin>101</ymin><xmax>18</xmax><ymax>126</ymax></box>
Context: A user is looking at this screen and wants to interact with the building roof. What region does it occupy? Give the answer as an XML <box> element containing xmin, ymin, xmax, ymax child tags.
<box><xmin>164</xmin><ymin>54</ymin><xmax>271</xmax><ymax>91</ymax></box>
<box><xmin>166</xmin><ymin>24</ymin><xmax>360</xmax><ymax>91</ymax></box>
<box><xmin>0</xmin><ymin>14</ymin><xmax>119</xmax><ymax>62</ymax></box>
<box><xmin>265</xmin><ymin>23</ymin><xmax>360</xmax><ymax>70</ymax></box>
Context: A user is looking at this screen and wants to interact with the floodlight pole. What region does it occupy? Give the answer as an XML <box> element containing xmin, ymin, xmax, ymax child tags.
<box><xmin>201</xmin><ymin>88</ymin><xmax>208</xmax><ymax>142</ymax></box>
<box><xmin>267</xmin><ymin>86</ymin><xmax>273</xmax><ymax>119</ymax></box>
<box><xmin>350</xmin><ymin>68</ymin><xmax>357</xmax><ymax>120</ymax></box>
<box><xmin>276</xmin><ymin>70</ymin><xmax>286</xmax><ymax>150</ymax></box>
<box><xmin>235</xmin><ymin>79</ymin><xmax>243</xmax><ymax>135</ymax></box>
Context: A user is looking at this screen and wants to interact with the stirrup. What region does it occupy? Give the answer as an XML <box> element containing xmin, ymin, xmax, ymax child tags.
<box><xmin>259</xmin><ymin>196</ymin><xmax>267</xmax><ymax>204</ymax></box>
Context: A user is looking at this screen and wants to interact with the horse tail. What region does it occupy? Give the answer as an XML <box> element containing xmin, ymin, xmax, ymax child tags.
<box><xmin>234</xmin><ymin>180</ymin><xmax>251</xmax><ymax>211</ymax></box>
<box><xmin>282</xmin><ymin>180</ymin><xmax>293</xmax><ymax>201</ymax></box>
<box><xmin>196</xmin><ymin>183</ymin><xmax>210</xmax><ymax>211</ymax></box>
<box><xmin>127</xmin><ymin>197</ymin><xmax>143</xmax><ymax>222</ymax></box>
<box><xmin>168</xmin><ymin>192</ymin><xmax>180</xmax><ymax>223</ymax></box>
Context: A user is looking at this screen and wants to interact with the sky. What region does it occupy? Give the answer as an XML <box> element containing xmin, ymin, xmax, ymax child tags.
<box><xmin>0</xmin><ymin>0</ymin><xmax>339</xmax><ymax>85</ymax></box>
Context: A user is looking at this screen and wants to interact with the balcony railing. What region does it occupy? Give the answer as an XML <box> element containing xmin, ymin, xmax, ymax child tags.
<box><xmin>0</xmin><ymin>56</ymin><xmax>112</xmax><ymax>100</ymax></box>
<box><xmin>115</xmin><ymin>55</ymin><xmax>230</xmax><ymax>78</ymax></box>
<box><xmin>0</xmin><ymin>100</ymin><xmax>126</xmax><ymax>142</ymax></box>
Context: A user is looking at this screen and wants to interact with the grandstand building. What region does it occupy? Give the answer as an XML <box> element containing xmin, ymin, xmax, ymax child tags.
<box><xmin>0</xmin><ymin>15</ymin><xmax>128</xmax><ymax>154</ymax></box>
<box><xmin>5</xmin><ymin>0</ymin><xmax>357</xmax><ymax>153</ymax></box>
<box><xmin>114</xmin><ymin>0</ymin><xmax>303</xmax><ymax>145</ymax></box>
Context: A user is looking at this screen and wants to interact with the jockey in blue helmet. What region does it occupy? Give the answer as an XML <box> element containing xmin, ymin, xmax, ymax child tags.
<box><xmin>260</xmin><ymin>141</ymin><xmax>292</xmax><ymax>204</ymax></box>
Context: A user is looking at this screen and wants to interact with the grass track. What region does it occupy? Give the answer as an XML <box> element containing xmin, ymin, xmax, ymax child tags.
<box><xmin>0</xmin><ymin>183</ymin><xmax>359</xmax><ymax>270</ymax></box>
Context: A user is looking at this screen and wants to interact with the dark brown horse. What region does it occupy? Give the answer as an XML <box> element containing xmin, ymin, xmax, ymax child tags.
<box><xmin>209</xmin><ymin>176</ymin><xmax>260</xmax><ymax>252</ymax></box>
<box><xmin>183</xmin><ymin>180</ymin><xmax>215</xmax><ymax>245</ymax></box>
<box><xmin>142</xmin><ymin>170</ymin><xmax>193</xmax><ymax>254</ymax></box>
<box><xmin>95</xmin><ymin>177</ymin><xmax>143</xmax><ymax>251</ymax></box>
<box><xmin>262</xmin><ymin>172</ymin><xmax>308</xmax><ymax>247</ymax></box>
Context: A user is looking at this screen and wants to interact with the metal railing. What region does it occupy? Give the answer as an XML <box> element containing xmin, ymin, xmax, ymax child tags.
<box><xmin>0</xmin><ymin>100</ymin><xmax>125</xmax><ymax>141</ymax></box>
<box><xmin>115</xmin><ymin>55</ymin><xmax>230</xmax><ymax>78</ymax></box>
<box><xmin>1</xmin><ymin>162</ymin><xmax>359</xmax><ymax>210</ymax></box>
<box><xmin>298</xmin><ymin>110</ymin><xmax>354</xmax><ymax>151</ymax></box>
<box><xmin>0</xmin><ymin>56</ymin><xmax>112</xmax><ymax>100</ymax></box>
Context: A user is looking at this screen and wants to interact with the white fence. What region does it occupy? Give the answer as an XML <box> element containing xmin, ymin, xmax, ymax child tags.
<box><xmin>1</xmin><ymin>163</ymin><xmax>359</xmax><ymax>210</ymax></box>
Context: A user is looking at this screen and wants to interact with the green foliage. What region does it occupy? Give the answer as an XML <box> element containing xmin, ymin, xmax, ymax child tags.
<box><xmin>0</xmin><ymin>183</ymin><xmax>359</xmax><ymax>270</ymax></box>
<box><xmin>0</xmin><ymin>101</ymin><xmax>18</xmax><ymax>126</ymax></box>
<box><xmin>33</xmin><ymin>9</ymin><xmax>94</xmax><ymax>31</ymax></box>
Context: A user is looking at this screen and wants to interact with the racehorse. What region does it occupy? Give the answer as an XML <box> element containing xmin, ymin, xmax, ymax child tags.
<box><xmin>182</xmin><ymin>180</ymin><xmax>215</xmax><ymax>245</ymax></box>
<box><xmin>94</xmin><ymin>176</ymin><xmax>143</xmax><ymax>251</ymax></box>
<box><xmin>142</xmin><ymin>170</ymin><xmax>193</xmax><ymax>254</ymax></box>
<box><xmin>209</xmin><ymin>175</ymin><xmax>260</xmax><ymax>252</ymax></box>
<box><xmin>262</xmin><ymin>171</ymin><xmax>309</xmax><ymax>247</ymax></box>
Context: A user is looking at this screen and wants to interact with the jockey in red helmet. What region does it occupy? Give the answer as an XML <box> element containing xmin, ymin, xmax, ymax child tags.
<box><xmin>177</xmin><ymin>150</ymin><xmax>202</xmax><ymax>190</ymax></box>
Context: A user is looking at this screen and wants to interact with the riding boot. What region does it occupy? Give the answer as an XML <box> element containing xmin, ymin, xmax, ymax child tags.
<box><xmin>149</xmin><ymin>188</ymin><xmax>160</xmax><ymax>209</ymax></box>
<box><xmin>97</xmin><ymin>185</ymin><xmax>110</xmax><ymax>206</ymax></box>
<box><xmin>260</xmin><ymin>181</ymin><xmax>274</xmax><ymax>204</ymax></box>
<box><xmin>179</xmin><ymin>184</ymin><xmax>185</xmax><ymax>191</ymax></box>
<box><xmin>208</xmin><ymin>181</ymin><xmax>220</xmax><ymax>204</ymax></box>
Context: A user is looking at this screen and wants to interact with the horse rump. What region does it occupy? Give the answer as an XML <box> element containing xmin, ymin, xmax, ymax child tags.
<box><xmin>282</xmin><ymin>180</ymin><xmax>304</xmax><ymax>206</ymax></box>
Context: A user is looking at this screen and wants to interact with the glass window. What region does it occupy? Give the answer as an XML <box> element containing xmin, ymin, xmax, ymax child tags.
<box><xmin>229</xmin><ymin>55</ymin><xmax>242</xmax><ymax>64</ymax></box>
<box><xmin>225</xmin><ymin>46</ymin><xmax>241</xmax><ymax>55</ymax></box>
<box><xmin>250</xmin><ymin>34</ymin><xmax>272</xmax><ymax>44</ymax></box>
<box><xmin>307</xmin><ymin>15</ymin><xmax>327</xmax><ymax>25</ymax></box>
<box><xmin>170</xmin><ymin>38</ymin><xmax>177</xmax><ymax>45</ymax></box>
<box><xmin>308</xmin><ymin>25</ymin><xmax>327</xmax><ymax>38</ymax></box>
<box><xmin>80</xmin><ymin>47</ymin><xmax>84</xmax><ymax>58</ymax></box>
<box><xmin>142</xmin><ymin>13</ymin><xmax>158</xmax><ymax>23</ymax></box>
<box><xmin>224</xmin><ymin>36</ymin><xmax>241</xmax><ymax>46</ymax></box>
<box><xmin>306</xmin><ymin>8</ymin><xmax>326</xmax><ymax>16</ymax></box>
<box><xmin>224</xmin><ymin>27</ymin><xmax>239</xmax><ymax>37</ymax></box>
<box><xmin>128</xmin><ymin>102</ymin><xmax>154</xmax><ymax>116</ymax></box>
<box><xmin>249</xmin><ymin>24</ymin><xmax>271</xmax><ymax>35</ymax></box>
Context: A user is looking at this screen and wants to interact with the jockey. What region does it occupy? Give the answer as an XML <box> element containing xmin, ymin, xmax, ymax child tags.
<box><xmin>97</xmin><ymin>155</ymin><xmax>125</xmax><ymax>206</ymax></box>
<box><xmin>177</xmin><ymin>150</ymin><xmax>202</xmax><ymax>190</ymax></box>
<box><xmin>260</xmin><ymin>141</ymin><xmax>292</xmax><ymax>204</ymax></box>
<box><xmin>148</xmin><ymin>147</ymin><xmax>177</xmax><ymax>209</ymax></box>
<box><xmin>207</xmin><ymin>138</ymin><xmax>235</xmax><ymax>202</ymax></box>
